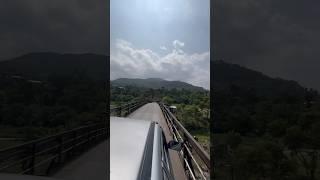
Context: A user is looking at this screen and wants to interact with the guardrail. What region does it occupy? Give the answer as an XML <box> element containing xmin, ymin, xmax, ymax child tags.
<box><xmin>110</xmin><ymin>101</ymin><xmax>147</xmax><ymax>117</ymax></box>
<box><xmin>0</xmin><ymin>123</ymin><xmax>106</xmax><ymax>176</ymax></box>
<box><xmin>159</xmin><ymin>103</ymin><xmax>210</xmax><ymax>180</ymax></box>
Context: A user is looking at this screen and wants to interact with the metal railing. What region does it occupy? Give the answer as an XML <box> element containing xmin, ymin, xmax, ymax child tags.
<box><xmin>0</xmin><ymin>123</ymin><xmax>106</xmax><ymax>176</ymax></box>
<box><xmin>159</xmin><ymin>103</ymin><xmax>210</xmax><ymax>180</ymax></box>
<box><xmin>110</xmin><ymin>101</ymin><xmax>147</xmax><ymax>117</ymax></box>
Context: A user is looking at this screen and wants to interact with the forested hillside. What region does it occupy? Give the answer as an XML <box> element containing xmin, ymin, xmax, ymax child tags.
<box><xmin>0</xmin><ymin>53</ymin><xmax>107</xmax><ymax>149</ymax></box>
<box><xmin>213</xmin><ymin>60</ymin><xmax>320</xmax><ymax>180</ymax></box>
<box><xmin>112</xmin><ymin>78</ymin><xmax>205</xmax><ymax>91</ymax></box>
<box><xmin>0</xmin><ymin>52</ymin><xmax>108</xmax><ymax>82</ymax></box>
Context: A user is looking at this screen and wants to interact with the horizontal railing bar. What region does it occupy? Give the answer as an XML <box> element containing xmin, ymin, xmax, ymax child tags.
<box><xmin>110</xmin><ymin>100</ymin><xmax>147</xmax><ymax>117</ymax></box>
<box><xmin>0</xmin><ymin>121</ymin><xmax>106</xmax><ymax>175</ymax></box>
<box><xmin>0</xmin><ymin>155</ymin><xmax>32</xmax><ymax>171</ymax></box>
<box><xmin>0</xmin><ymin>123</ymin><xmax>105</xmax><ymax>154</ymax></box>
<box><xmin>35</xmin><ymin>145</ymin><xmax>60</xmax><ymax>157</ymax></box>
<box><xmin>0</xmin><ymin>149</ymin><xmax>28</xmax><ymax>163</ymax></box>
<box><xmin>19</xmin><ymin>154</ymin><xmax>59</xmax><ymax>175</ymax></box>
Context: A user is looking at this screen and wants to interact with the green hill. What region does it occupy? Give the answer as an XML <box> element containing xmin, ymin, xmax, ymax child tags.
<box><xmin>212</xmin><ymin>60</ymin><xmax>305</xmax><ymax>97</ymax></box>
<box><xmin>0</xmin><ymin>52</ymin><xmax>108</xmax><ymax>82</ymax></box>
<box><xmin>111</xmin><ymin>78</ymin><xmax>205</xmax><ymax>91</ymax></box>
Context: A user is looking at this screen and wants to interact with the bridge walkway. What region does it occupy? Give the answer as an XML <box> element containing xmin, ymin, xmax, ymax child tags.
<box><xmin>52</xmin><ymin>141</ymin><xmax>107</xmax><ymax>180</ymax></box>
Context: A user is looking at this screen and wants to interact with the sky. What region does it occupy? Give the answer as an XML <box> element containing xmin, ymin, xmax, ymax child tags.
<box><xmin>0</xmin><ymin>0</ymin><xmax>108</xmax><ymax>61</ymax></box>
<box><xmin>214</xmin><ymin>0</ymin><xmax>320</xmax><ymax>91</ymax></box>
<box><xmin>2</xmin><ymin>1</ymin><xmax>319</xmax><ymax>91</ymax></box>
<box><xmin>110</xmin><ymin>0</ymin><xmax>210</xmax><ymax>89</ymax></box>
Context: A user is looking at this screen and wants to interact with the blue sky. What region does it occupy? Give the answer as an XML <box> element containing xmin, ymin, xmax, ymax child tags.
<box><xmin>111</xmin><ymin>0</ymin><xmax>210</xmax><ymax>89</ymax></box>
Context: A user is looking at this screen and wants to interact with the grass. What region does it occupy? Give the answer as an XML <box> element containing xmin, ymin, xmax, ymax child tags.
<box><xmin>191</xmin><ymin>130</ymin><xmax>210</xmax><ymax>153</ymax></box>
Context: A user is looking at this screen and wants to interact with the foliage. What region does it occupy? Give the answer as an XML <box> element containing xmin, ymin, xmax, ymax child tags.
<box><xmin>213</xmin><ymin>61</ymin><xmax>320</xmax><ymax>179</ymax></box>
<box><xmin>0</xmin><ymin>73</ymin><xmax>106</xmax><ymax>144</ymax></box>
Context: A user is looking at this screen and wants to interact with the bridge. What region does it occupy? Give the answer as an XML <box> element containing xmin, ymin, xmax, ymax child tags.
<box><xmin>0</xmin><ymin>101</ymin><xmax>210</xmax><ymax>180</ymax></box>
<box><xmin>111</xmin><ymin>101</ymin><xmax>210</xmax><ymax>180</ymax></box>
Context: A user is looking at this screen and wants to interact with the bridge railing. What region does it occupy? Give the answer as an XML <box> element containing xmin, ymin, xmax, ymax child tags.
<box><xmin>159</xmin><ymin>103</ymin><xmax>210</xmax><ymax>180</ymax></box>
<box><xmin>0</xmin><ymin>123</ymin><xmax>106</xmax><ymax>176</ymax></box>
<box><xmin>110</xmin><ymin>101</ymin><xmax>147</xmax><ymax>117</ymax></box>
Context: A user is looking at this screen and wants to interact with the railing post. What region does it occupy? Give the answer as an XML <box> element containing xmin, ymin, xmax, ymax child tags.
<box><xmin>183</xmin><ymin>140</ymin><xmax>188</xmax><ymax>171</ymax></box>
<box><xmin>128</xmin><ymin>103</ymin><xmax>131</xmax><ymax>114</ymax></box>
<box><xmin>127</xmin><ymin>103</ymin><xmax>130</xmax><ymax>116</ymax></box>
<box><xmin>184</xmin><ymin>135</ymin><xmax>195</xmax><ymax>179</ymax></box>
<box><xmin>73</xmin><ymin>131</ymin><xmax>77</xmax><ymax>155</ymax></box>
<box><xmin>118</xmin><ymin>106</ymin><xmax>122</xmax><ymax>117</ymax></box>
<box><xmin>58</xmin><ymin>136</ymin><xmax>63</xmax><ymax>163</ymax></box>
<box><xmin>87</xmin><ymin>127</ymin><xmax>91</xmax><ymax>146</ymax></box>
<box><xmin>28</xmin><ymin>143</ymin><xmax>36</xmax><ymax>175</ymax></box>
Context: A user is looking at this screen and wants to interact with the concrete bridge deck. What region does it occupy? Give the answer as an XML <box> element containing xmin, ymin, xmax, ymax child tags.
<box><xmin>53</xmin><ymin>141</ymin><xmax>108</xmax><ymax>180</ymax></box>
<box><xmin>52</xmin><ymin>102</ymin><xmax>186</xmax><ymax>180</ymax></box>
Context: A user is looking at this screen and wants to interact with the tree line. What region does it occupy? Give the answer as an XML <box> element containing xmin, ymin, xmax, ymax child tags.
<box><xmin>214</xmin><ymin>84</ymin><xmax>320</xmax><ymax>180</ymax></box>
<box><xmin>0</xmin><ymin>73</ymin><xmax>106</xmax><ymax>141</ymax></box>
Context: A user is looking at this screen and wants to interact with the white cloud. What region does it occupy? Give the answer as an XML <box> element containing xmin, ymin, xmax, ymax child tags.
<box><xmin>111</xmin><ymin>39</ymin><xmax>210</xmax><ymax>89</ymax></box>
<box><xmin>172</xmin><ymin>40</ymin><xmax>185</xmax><ymax>49</ymax></box>
<box><xmin>160</xmin><ymin>46</ymin><xmax>167</xmax><ymax>51</ymax></box>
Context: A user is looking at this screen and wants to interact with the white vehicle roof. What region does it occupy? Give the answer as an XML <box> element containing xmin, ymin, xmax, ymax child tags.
<box><xmin>110</xmin><ymin>116</ymin><xmax>152</xmax><ymax>180</ymax></box>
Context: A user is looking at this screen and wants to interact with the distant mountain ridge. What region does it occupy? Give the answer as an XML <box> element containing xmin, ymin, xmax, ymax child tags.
<box><xmin>0</xmin><ymin>52</ymin><xmax>108</xmax><ymax>81</ymax></box>
<box><xmin>111</xmin><ymin>78</ymin><xmax>205</xmax><ymax>91</ymax></box>
<box><xmin>212</xmin><ymin>60</ymin><xmax>306</xmax><ymax>97</ymax></box>
<box><xmin>0</xmin><ymin>53</ymin><xmax>307</xmax><ymax>96</ymax></box>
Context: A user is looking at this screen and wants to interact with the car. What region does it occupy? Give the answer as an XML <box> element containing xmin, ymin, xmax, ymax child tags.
<box><xmin>169</xmin><ymin>106</ymin><xmax>177</xmax><ymax>115</ymax></box>
<box><xmin>110</xmin><ymin>117</ymin><xmax>182</xmax><ymax>180</ymax></box>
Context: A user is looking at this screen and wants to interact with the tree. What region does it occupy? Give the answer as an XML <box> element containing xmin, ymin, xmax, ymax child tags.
<box><xmin>284</xmin><ymin>125</ymin><xmax>320</xmax><ymax>180</ymax></box>
<box><xmin>162</xmin><ymin>96</ymin><xmax>174</xmax><ymax>105</ymax></box>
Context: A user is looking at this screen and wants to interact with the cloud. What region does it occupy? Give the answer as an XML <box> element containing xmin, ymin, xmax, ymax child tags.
<box><xmin>160</xmin><ymin>46</ymin><xmax>167</xmax><ymax>51</ymax></box>
<box><xmin>172</xmin><ymin>40</ymin><xmax>185</xmax><ymax>49</ymax></box>
<box><xmin>111</xmin><ymin>39</ymin><xmax>210</xmax><ymax>89</ymax></box>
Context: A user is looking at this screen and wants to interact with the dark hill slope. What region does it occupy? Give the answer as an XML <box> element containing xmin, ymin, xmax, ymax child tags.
<box><xmin>212</xmin><ymin>60</ymin><xmax>305</xmax><ymax>97</ymax></box>
<box><xmin>0</xmin><ymin>52</ymin><xmax>108</xmax><ymax>81</ymax></box>
<box><xmin>111</xmin><ymin>78</ymin><xmax>205</xmax><ymax>91</ymax></box>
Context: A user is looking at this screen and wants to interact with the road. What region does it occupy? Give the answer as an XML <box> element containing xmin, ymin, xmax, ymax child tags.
<box><xmin>53</xmin><ymin>141</ymin><xmax>107</xmax><ymax>180</ymax></box>
<box><xmin>129</xmin><ymin>102</ymin><xmax>187</xmax><ymax>180</ymax></box>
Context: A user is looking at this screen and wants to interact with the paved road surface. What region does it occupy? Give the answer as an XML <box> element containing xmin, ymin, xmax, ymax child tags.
<box><xmin>53</xmin><ymin>141</ymin><xmax>107</xmax><ymax>180</ymax></box>
<box><xmin>129</xmin><ymin>103</ymin><xmax>187</xmax><ymax>180</ymax></box>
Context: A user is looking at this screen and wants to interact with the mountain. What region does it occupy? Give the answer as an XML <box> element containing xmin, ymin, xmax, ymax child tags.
<box><xmin>212</xmin><ymin>60</ymin><xmax>306</xmax><ymax>97</ymax></box>
<box><xmin>111</xmin><ymin>78</ymin><xmax>205</xmax><ymax>91</ymax></box>
<box><xmin>0</xmin><ymin>52</ymin><xmax>108</xmax><ymax>81</ymax></box>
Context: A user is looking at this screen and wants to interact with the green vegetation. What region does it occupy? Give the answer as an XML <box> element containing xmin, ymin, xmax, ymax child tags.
<box><xmin>213</xmin><ymin>61</ymin><xmax>320</xmax><ymax>180</ymax></box>
<box><xmin>0</xmin><ymin>53</ymin><xmax>107</xmax><ymax>149</ymax></box>
<box><xmin>0</xmin><ymin>53</ymin><xmax>107</xmax><ymax>82</ymax></box>
<box><xmin>112</xmin><ymin>78</ymin><xmax>205</xmax><ymax>91</ymax></box>
<box><xmin>0</xmin><ymin>75</ymin><xmax>105</xmax><ymax>144</ymax></box>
